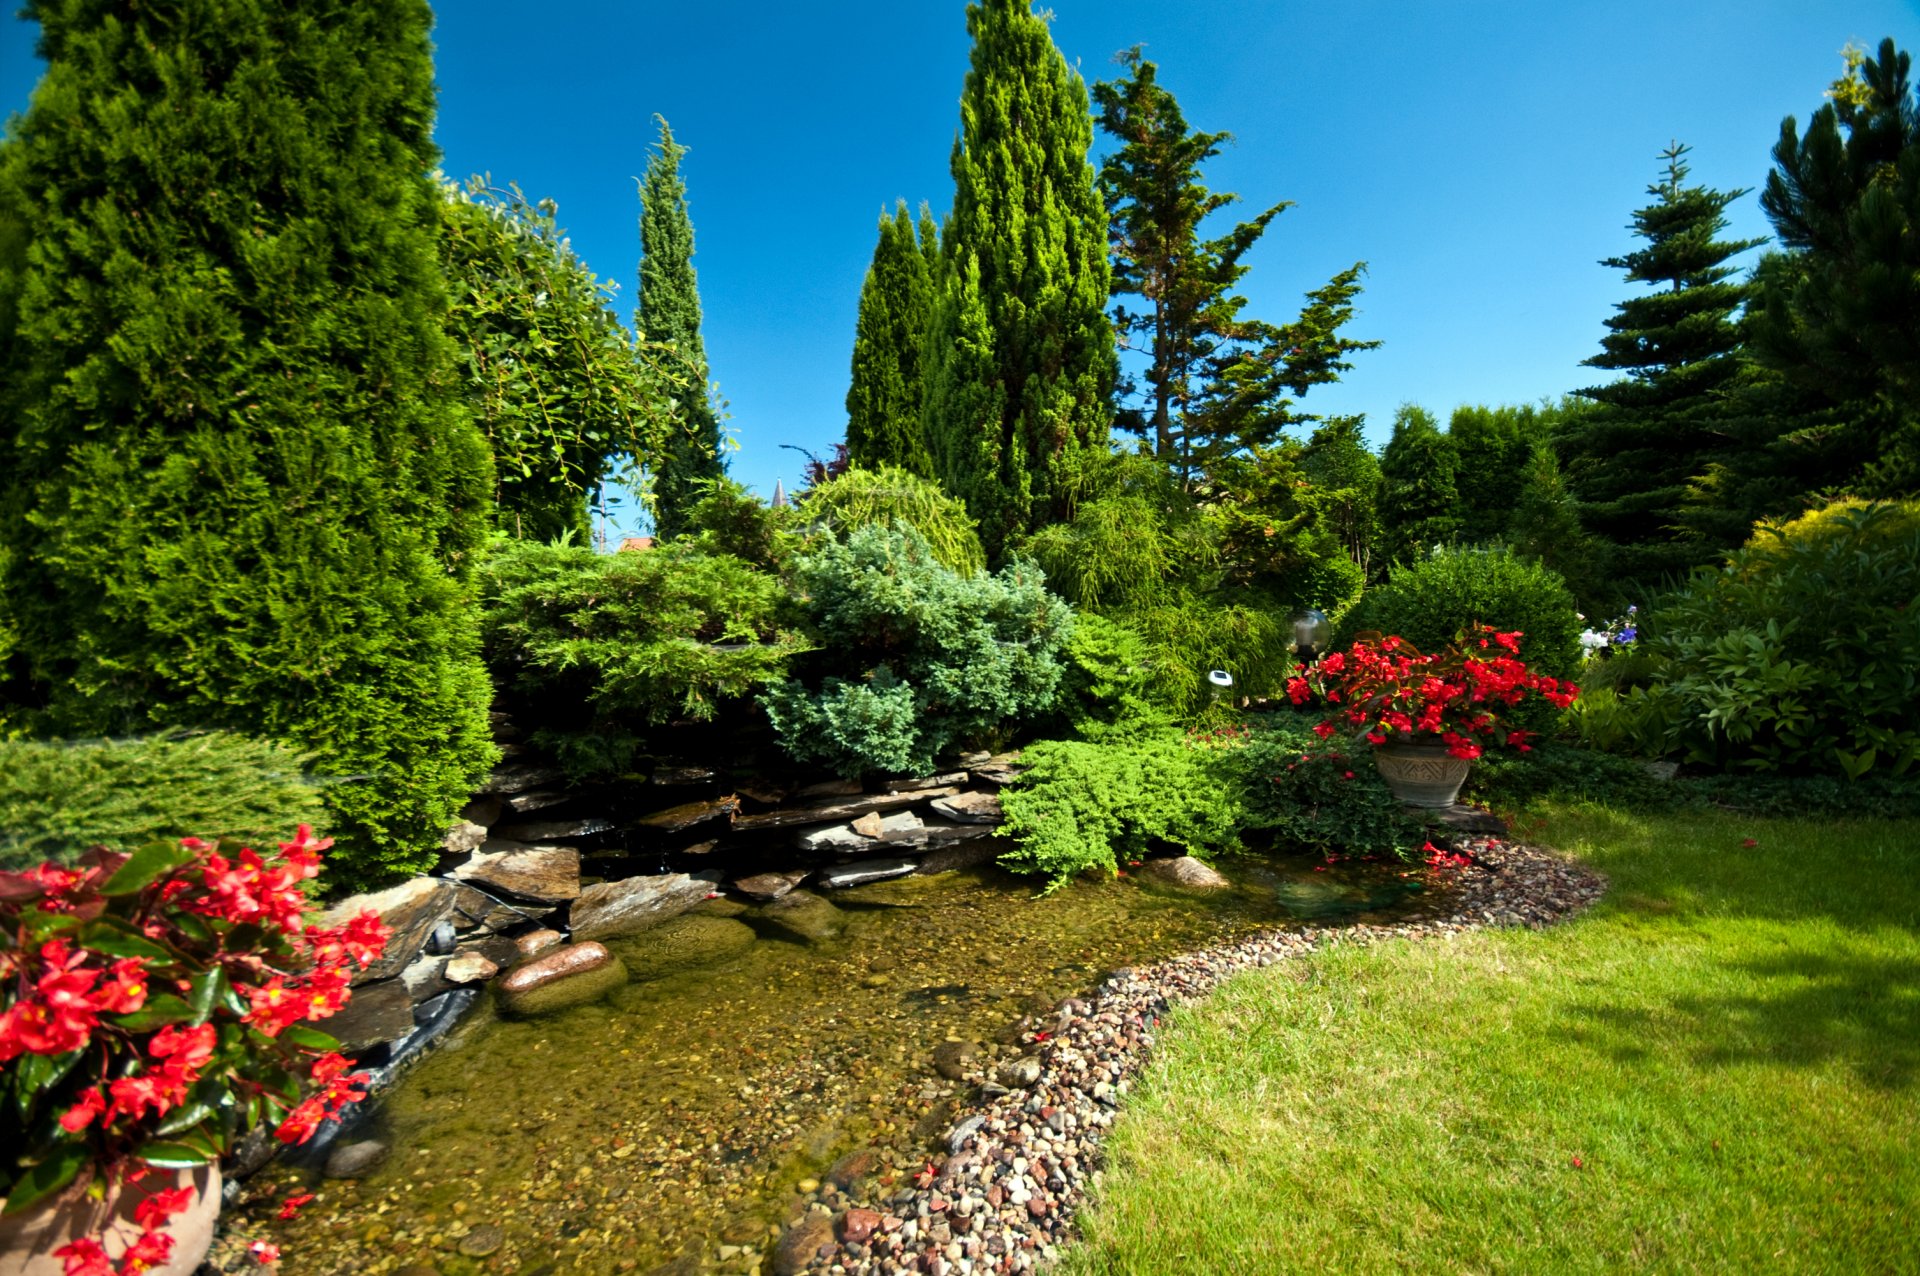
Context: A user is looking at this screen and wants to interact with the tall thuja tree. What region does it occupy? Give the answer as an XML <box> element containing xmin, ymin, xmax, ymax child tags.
<box><xmin>1095</xmin><ymin>48</ymin><xmax>1377</xmax><ymax>493</ymax></box>
<box><xmin>1299</xmin><ymin>415</ymin><xmax>1383</xmax><ymax>581</ymax></box>
<box><xmin>638</xmin><ymin>116</ymin><xmax>725</xmax><ymax>540</ymax></box>
<box><xmin>846</xmin><ymin>201</ymin><xmax>938</xmax><ymax>475</ymax></box>
<box><xmin>1749</xmin><ymin>38</ymin><xmax>1920</xmax><ymax>497</ymax></box>
<box><xmin>1561</xmin><ymin>143</ymin><xmax>1763</xmax><ymax>593</ymax></box>
<box><xmin>1448</xmin><ymin>404</ymin><xmax>1553</xmax><ymax>543</ymax></box>
<box><xmin>1377</xmin><ymin>405</ymin><xmax>1460</xmax><ymax>566</ymax></box>
<box><xmin>922</xmin><ymin>0</ymin><xmax>1116</xmax><ymax>558</ymax></box>
<box><xmin>0</xmin><ymin>0</ymin><xmax>495</xmax><ymax>884</ymax></box>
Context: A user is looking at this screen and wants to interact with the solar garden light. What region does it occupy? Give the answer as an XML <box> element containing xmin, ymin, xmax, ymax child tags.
<box><xmin>1289</xmin><ymin>607</ymin><xmax>1332</xmax><ymax>662</ymax></box>
<box><xmin>1207</xmin><ymin>668</ymin><xmax>1235</xmax><ymax>706</ymax></box>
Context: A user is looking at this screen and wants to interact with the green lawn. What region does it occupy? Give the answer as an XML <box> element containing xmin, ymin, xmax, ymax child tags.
<box><xmin>1062</xmin><ymin>806</ymin><xmax>1920</xmax><ymax>1274</ymax></box>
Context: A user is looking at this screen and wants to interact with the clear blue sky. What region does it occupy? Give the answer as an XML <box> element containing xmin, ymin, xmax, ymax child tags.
<box><xmin>5</xmin><ymin>1</ymin><xmax>1918</xmax><ymax>532</ymax></box>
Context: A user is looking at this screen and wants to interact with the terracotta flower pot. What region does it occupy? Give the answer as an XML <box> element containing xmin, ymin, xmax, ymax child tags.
<box><xmin>1372</xmin><ymin>741</ymin><xmax>1473</xmax><ymax>808</ymax></box>
<box><xmin>0</xmin><ymin>1164</ymin><xmax>221</xmax><ymax>1276</ymax></box>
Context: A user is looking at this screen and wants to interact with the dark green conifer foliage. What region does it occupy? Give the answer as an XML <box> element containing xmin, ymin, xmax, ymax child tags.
<box><xmin>1299</xmin><ymin>416</ymin><xmax>1383</xmax><ymax>581</ymax></box>
<box><xmin>1377</xmin><ymin>405</ymin><xmax>1460</xmax><ymax>565</ymax></box>
<box><xmin>1750</xmin><ymin>38</ymin><xmax>1920</xmax><ymax>497</ymax></box>
<box><xmin>846</xmin><ymin>202</ymin><xmax>938</xmax><ymax>475</ymax></box>
<box><xmin>1094</xmin><ymin>49</ymin><xmax>1377</xmax><ymax>492</ymax></box>
<box><xmin>922</xmin><ymin>0</ymin><xmax>1117</xmax><ymax>559</ymax></box>
<box><xmin>1561</xmin><ymin>143</ymin><xmax>1763</xmax><ymax>592</ymax></box>
<box><xmin>638</xmin><ymin>116</ymin><xmax>725</xmax><ymax>540</ymax></box>
<box><xmin>0</xmin><ymin>0</ymin><xmax>496</xmax><ymax>885</ymax></box>
<box><xmin>1448</xmin><ymin>404</ymin><xmax>1553</xmax><ymax>543</ymax></box>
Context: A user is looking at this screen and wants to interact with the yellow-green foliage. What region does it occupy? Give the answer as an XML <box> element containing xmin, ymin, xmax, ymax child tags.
<box><xmin>801</xmin><ymin>465</ymin><xmax>987</xmax><ymax>575</ymax></box>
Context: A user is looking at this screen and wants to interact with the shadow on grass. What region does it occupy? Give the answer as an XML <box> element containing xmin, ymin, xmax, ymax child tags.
<box><xmin>1559</xmin><ymin>949</ymin><xmax>1920</xmax><ymax>1091</ymax></box>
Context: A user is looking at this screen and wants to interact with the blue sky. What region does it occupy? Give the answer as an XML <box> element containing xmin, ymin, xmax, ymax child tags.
<box><xmin>6</xmin><ymin>1</ymin><xmax>1918</xmax><ymax>534</ymax></box>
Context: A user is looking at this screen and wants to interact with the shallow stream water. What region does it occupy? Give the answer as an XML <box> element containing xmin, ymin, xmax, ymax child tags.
<box><xmin>244</xmin><ymin>859</ymin><xmax>1423</xmax><ymax>1276</ymax></box>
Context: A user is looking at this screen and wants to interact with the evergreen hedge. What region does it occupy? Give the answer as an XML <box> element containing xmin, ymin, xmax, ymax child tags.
<box><xmin>0</xmin><ymin>0</ymin><xmax>497</xmax><ymax>887</ymax></box>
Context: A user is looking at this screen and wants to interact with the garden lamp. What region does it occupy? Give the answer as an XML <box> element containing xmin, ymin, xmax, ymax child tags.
<box><xmin>1289</xmin><ymin>608</ymin><xmax>1332</xmax><ymax>661</ymax></box>
<box><xmin>1207</xmin><ymin>668</ymin><xmax>1234</xmax><ymax>706</ymax></box>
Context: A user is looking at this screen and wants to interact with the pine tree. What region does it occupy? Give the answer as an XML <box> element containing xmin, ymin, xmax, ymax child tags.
<box><xmin>1094</xmin><ymin>49</ymin><xmax>1377</xmax><ymax>492</ymax></box>
<box><xmin>1378</xmin><ymin>405</ymin><xmax>1460</xmax><ymax>566</ymax></box>
<box><xmin>0</xmin><ymin>0</ymin><xmax>496</xmax><ymax>884</ymax></box>
<box><xmin>845</xmin><ymin>201</ymin><xmax>938</xmax><ymax>475</ymax></box>
<box><xmin>921</xmin><ymin>0</ymin><xmax>1116</xmax><ymax>558</ymax></box>
<box><xmin>638</xmin><ymin>116</ymin><xmax>725</xmax><ymax>540</ymax></box>
<box><xmin>1561</xmin><ymin>143</ymin><xmax>1763</xmax><ymax>591</ymax></box>
<box><xmin>1749</xmin><ymin>38</ymin><xmax>1920</xmax><ymax>497</ymax></box>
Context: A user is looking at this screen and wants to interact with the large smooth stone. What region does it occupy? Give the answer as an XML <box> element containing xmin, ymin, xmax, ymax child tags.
<box><xmin>616</xmin><ymin>915</ymin><xmax>756</xmax><ymax>980</ymax></box>
<box><xmin>794</xmin><ymin>823</ymin><xmax>877</xmax><ymax>853</ymax></box>
<box><xmin>569</xmin><ymin>869</ymin><xmax>723</xmax><ymax>940</ymax></box>
<box><xmin>454</xmin><ymin>843</ymin><xmax>581</xmax><ymax>903</ymax></box>
<box><xmin>930</xmin><ymin>791</ymin><xmax>1004</xmax><ymax>825</ymax></box>
<box><xmin>732</xmin><ymin>868</ymin><xmax>810</xmax><ymax>901</ymax></box>
<box><xmin>754</xmin><ymin>889</ymin><xmax>845</xmax><ymax>945</ymax></box>
<box><xmin>442</xmin><ymin>820</ymin><xmax>490</xmax><ymax>855</ymax></box>
<box><xmin>313</xmin><ymin>877</ymin><xmax>456</xmax><ymax>983</ymax></box>
<box><xmin>497</xmin><ymin>942</ymin><xmax>629</xmax><ymax>1016</ymax></box>
<box><xmin>1137</xmin><ymin>854</ymin><xmax>1231</xmax><ymax>891</ymax></box>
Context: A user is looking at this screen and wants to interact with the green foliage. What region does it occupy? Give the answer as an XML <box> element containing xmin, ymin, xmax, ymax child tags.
<box><xmin>676</xmin><ymin>477</ymin><xmax>809</xmax><ymax>576</ymax></box>
<box><xmin>922</xmin><ymin>0</ymin><xmax>1116</xmax><ymax>559</ymax></box>
<box><xmin>800</xmin><ymin>465</ymin><xmax>986</xmax><ymax>575</ymax></box>
<box><xmin>762</xmin><ymin>525</ymin><xmax>1072</xmax><ymax>776</ymax></box>
<box><xmin>1339</xmin><ymin>546</ymin><xmax>1584</xmax><ymax>684</ymax></box>
<box><xmin>1231</xmin><ymin>718</ymin><xmax>1428</xmax><ymax>860</ymax></box>
<box><xmin>639</xmin><ymin>117</ymin><xmax>726</xmax><ymax>540</ymax></box>
<box><xmin>1053</xmin><ymin>613</ymin><xmax>1179</xmax><ymax>740</ymax></box>
<box><xmin>1508</xmin><ymin>441</ymin><xmax>1599</xmax><ymax>601</ymax></box>
<box><xmin>0</xmin><ymin>0</ymin><xmax>497</xmax><ymax>888</ymax></box>
<box><xmin>998</xmin><ymin>729</ymin><xmax>1244</xmax><ymax>890</ymax></box>
<box><xmin>1625</xmin><ymin>500</ymin><xmax>1920</xmax><ymax>776</ymax></box>
<box><xmin>846</xmin><ymin>202</ymin><xmax>938</xmax><ymax>476</ymax></box>
<box><xmin>1447</xmin><ymin>404</ymin><xmax>1554</xmax><ymax>544</ymax></box>
<box><xmin>1300</xmin><ymin>417</ymin><xmax>1383</xmax><ymax>582</ymax></box>
<box><xmin>480</xmin><ymin>539</ymin><xmax>805</xmax><ymax>777</ymax></box>
<box><xmin>1464</xmin><ymin>737</ymin><xmax>1674</xmax><ymax>813</ymax></box>
<box><xmin>0</xmin><ymin>734</ymin><xmax>324</xmax><ymax>870</ymax></box>
<box><xmin>1377</xmin><ymin>405</ymin><xmax>1460</xmax><ymax>565</ymax></box>
<box><xmin>439</xmin><ymin>177</ymin><xmax>685</xmax><ymax>542</ymax></box>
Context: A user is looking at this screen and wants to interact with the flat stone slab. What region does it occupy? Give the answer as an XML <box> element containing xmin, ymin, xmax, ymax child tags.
<box><xmin>307</xmin><ymin>977</ymin><xmax>414</xmax><ymax>1051</ymax></box>
<box><xmin>454</xmin><ymin>843</ymin><xmax>581</xmax><ymax>903</ymax></box>
<box><xmin>1425</xmin><ymin>804</ymin><xmax>1508</xmax><ymax>835</ymax></box>
<box><xmin>736</xmin><ymin>789</ymin><xmax>956</xmax><ymax>832</ymax></box>
<box><xmin>442</xmin><ymin>820</ymin><xmax>489</xmax><ymax>855</ymax></box>
<box><xmin>733</xmin><ymin>869</ymin><xmax>811</xmax><ymax>902</ymax></box>
<box><xmin>479</xmin><ymin>764</ymin><xmax>565</xmax><ymax>795</ymax></box>
<box><xmin>816</xmin><ymin>858</ymin><xmax>918</xmax><ymax>889</ymax></box>
<box><xmin>631</xmin><ymin>794</ymin><xmax>740</xmax><ymax>834</ymax></box>
<box><xmin>569</xmin><ymin>869</ymin><xmax>724</xmax><ymax>940</ymax></box>
<box><xmin>489</xmin><ymin>816</ymin><xmax>617</xmax><ymax>843</ymax></box>
<box><xmin>931</xmin><ymin>791</ymin><xmax>1004</xmax><ymax>824</ymax></box>
<box><xmin>795</xmin><ymin>823</ymin><xmax>877</xmax><ymax>853</ymax></box>
<box><xmin>314</xmin><ymin>877</ymin><xmax>457</xmax><ymax>984</ymax></box>
<box><xmin>883</xmin><ymin>772</ymin><xmax>970</xmax><ymax>794</ymax></box>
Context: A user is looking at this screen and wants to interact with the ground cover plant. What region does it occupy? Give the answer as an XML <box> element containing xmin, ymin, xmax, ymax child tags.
<box><xmin>1060</xmin><ymin>805</ymin><xmax>1920</xmax><ymax>1273</ymax></box>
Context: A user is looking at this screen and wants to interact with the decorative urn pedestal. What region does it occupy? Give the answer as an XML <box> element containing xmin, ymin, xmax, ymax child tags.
<box><xmin>1372</xmin><ymin>742</ymin><xmax>1473</xmax><ymax>808</ymax></box>
<box><xmin>0</xmin><ymin>1165</ymin><xmax>220</xmax><ymax>1276</ymax></box>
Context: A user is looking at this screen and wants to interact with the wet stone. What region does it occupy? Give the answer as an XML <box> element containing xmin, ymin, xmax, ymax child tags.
<box><xmin>1138</xmin><ymin>854</ymin><xmax>1232</xmax><ymax>892</ymax></box>
<box><xmin>753</xmin><ymin>889</ymin><xmax>845</xmax><ymax>945</ymax></box>
<box><xmin>497</xmin><ymin>942</ymin><xmax>629</xmax><ymax>1017</ymax></box>
<box><xmin>323</xmin><ymin>1139</ymin><xmax>389</xmax><ymax>1180</ymax></box>
<box><xmin>732</xmin><ymin>869</ymin><xmax>810</xmax><ymax>902</ymax></box>
<box><xmin>613</xmin><ymin>914</ymin><xmax>756</xmax><ymax>982</ymax></box>
<box><xmin>458</xmin><ymin>1223</ymin><xmax>505</xmax><ymax>1257</ymax></box>
<box><xmin>454</xmin><ymin>843</ymin><xmax>581</xmax><ymax>903</ymax></box>
<box><xmin>570</xmin><ymin>869</ymin><xmax>724</xmax><ymax>940</ymax></box>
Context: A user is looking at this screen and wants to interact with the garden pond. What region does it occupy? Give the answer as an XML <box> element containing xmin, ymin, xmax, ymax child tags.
<box><xmin>239</xmin><ymin>857</ymin><xmax>1427</xmax><ymax>1275</ymax></box>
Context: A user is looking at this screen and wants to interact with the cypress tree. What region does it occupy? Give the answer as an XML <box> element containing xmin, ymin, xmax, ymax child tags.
<box><xmin>1377</xmin><ymin>405</ymin><xmax>1460</xmax><ymax>566</ymax></box>
<box><xmin>922</xmin><ymin>0</ymin><xmax>1116</xmax><ymax>559</ymax></box>
<box><xmin>638</xmin><ymin>116</ymin><xmax>725</xmax><ymax>540</ymax></box>
<box><xmin>0</xmin><ymin>0</ymin><xmax>496</xmax><ymax>885</ymax></box>
<box><xmin>1561</xmin><ymin>143</ymin><xmax>1763</xmax><ymax>591</ymax></box>
<box><xmin>845</xmin><ymin>201</ymin><xmax>938</xmax><ymax>475</ymax></box>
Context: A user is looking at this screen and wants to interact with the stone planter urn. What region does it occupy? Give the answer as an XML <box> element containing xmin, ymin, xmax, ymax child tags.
<box><xmin>0</xmin><ymin>1164</ymin><xmax>221</xmax><ymax>1276</ymax></box>
<box><xmin>1371</xmin><ymin>742</ymin><xmax>1473</xmax><ymax>808</ymax></box>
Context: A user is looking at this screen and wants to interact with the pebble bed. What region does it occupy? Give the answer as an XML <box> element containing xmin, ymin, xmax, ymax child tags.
<box><xmin>782</xmin><ymin>837</ymin><xmax>1608</xmax><ymax>1275</ymax></box>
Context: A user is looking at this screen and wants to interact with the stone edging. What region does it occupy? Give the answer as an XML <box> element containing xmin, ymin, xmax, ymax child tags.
<box><xmin>784</xmin><ymin>837</ymin><xmax>1609</xmax><ymax>1275</ymax></box>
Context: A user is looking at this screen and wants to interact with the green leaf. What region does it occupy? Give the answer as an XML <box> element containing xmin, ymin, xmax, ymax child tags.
<box><xmin>134</xmin><ymin>1141</ymin><xmax>211</xmax><ymax>1169</ymax></box>
<box><xmin>0</xmin><ymin>1144</ymin><xmax>88</xmax><ymax>1216</ymax></box>
<box><xmin>154</xmin><ymin>1101</ymin><xmax>216</xmax><ymax>1138</ymax></box>
<box><xmin>74</xmin><ymin>919</ymin><xmax>171</xmax><ymax>960</ymax></box>
<box><xmin>279</xmin><ymin>1024</ymin><xmax>341</xmax><ymax>1053</ymax></box>
<box><xmin>112</xmin><ymin>994</ymin><xmax>195</xmax><ymax>1032</ymax></box>
<box><xmin>187</xmin><ymin>967</ymin><xmax>230</xmax><ymax>1028</ymax></box>
<box><xmin>100</xmin><ymin>840</ymin><xmax>199</xmax><ymax>897</ymax></box>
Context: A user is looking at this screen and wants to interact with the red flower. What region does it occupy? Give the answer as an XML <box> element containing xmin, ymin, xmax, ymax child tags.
<box><xmin>277</xmin><ymin>1191</ymin><xmax>317</xmax><ymax>1221</ymax></box>
<box><xmin>274</xmin><ymin>1096</ymin><xmax>326</xmax><ymax>1145</ymax></box>
<box><xmin>248</xmin><ymin>1241</ymin><xmax>282</xmax><ymax>1266</ymax></box>
<box><xmin>134</xmin><ymin>1186</ymin><xmax>195</xmax><ymax>1232</ymax></box>
<box><xmin>53</xmin><ymin>1238</ymin><xmax>114</xmax><ymax>1276</ymax></box>
<box><xmin>122</xmin><ymin>1227</ymin><xmax>174</xmax><ymax>1275</ymax></box>
<box><xmin>95</xmin><ymin>958</ymin><xmax>150</xmax><ymax>1014</ymax></box>
<box><xmin>59</xmin><ymin>1087</ymin><xmax>109</xmax><ymax>1133</ymax></box>
<box><xmin>1741</xmin><ymin>838</ymin><xmax>1758</xmax><ymax>848</ymax></box>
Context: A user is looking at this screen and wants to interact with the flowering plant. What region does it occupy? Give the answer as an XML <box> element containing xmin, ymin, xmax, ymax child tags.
<box><xmin>1577</xmin><ymin>605</ymin><xmax>1639</xmax><ymax>655</ymax></box>
<box><xmin>1</xmin><ymin>828</ymin><xmax>387</xmax><ymax>1275</ymax></box>
<box><xmin>1287</xmin><ymin>625</ymin><xmax>1580</xmax><ymax>759</ymax></box>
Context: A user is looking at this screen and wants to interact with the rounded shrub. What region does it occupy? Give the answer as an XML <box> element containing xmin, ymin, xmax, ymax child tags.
<box><xmin>1339</xmin><ymin>546</ymin><xmax>1583</xmax><ymax>681</ymax></box>
<box><xmin>800</xmin><ymin>464</ymin><xmax>986</xmax><ymax>575</ymax></box>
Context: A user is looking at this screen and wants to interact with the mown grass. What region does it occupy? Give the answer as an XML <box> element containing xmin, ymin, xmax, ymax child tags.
<box><xmin>1061</xmin><ymin>806</ymin><xmax>1920</xmax><ymax>1274</ymax></box>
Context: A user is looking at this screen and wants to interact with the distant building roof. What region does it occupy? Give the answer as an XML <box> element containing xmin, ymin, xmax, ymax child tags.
<box><xmin>771</xmin><ymin>479</ymin><xmax>788</xmax><ymax>509</ymax></box>
<box><xmin>619</xmin><ymin>536</ymin><xmax>655</xmax><ymax>553</ymax></box>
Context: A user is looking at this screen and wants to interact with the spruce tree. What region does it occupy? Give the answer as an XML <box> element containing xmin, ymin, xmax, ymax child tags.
<box><xmin>1094</xmin><ymin>49</ymin><xmax>1377</xmax><ymax>492</ymax></box>
<box><xmin>1377</xmin><ymin>405</ymin><xmax>1460</xmax><ymax>566</ymax></box>
<box><xmin>0</xmin><ymin>0</ymin><xmax>496</xmax><ymax>884</ymax></box>
<box><xmin>638</xmin><ymin>116</ymin><xmax>725</xmax><ymax>540</ymax></box>
<box><xmin>1562</xmin><ymin>143</ymin><xmax>1763</xmax><ymax>592</ymax></box>
<box><xmin>921</xmin><ymin>0</ymin><xmax>1116</xmax><ymax>558</ymax></box>
<box><xmin>845</xmin><ymin>201</ymin><xmax>938</xmax><ymax>475</ymax></box>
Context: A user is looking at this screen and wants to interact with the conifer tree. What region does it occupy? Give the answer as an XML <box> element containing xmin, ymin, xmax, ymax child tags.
<box><xmin>1299</xmin><ymin>416</ymin><xmax>1383</xmax><ymax>581</ymax></box>
<box><xmin>1094</xmin><ymin>49</ymin><xmax>1377</xmax><ymax>492</ymax></box>
<box><xmin>639</xmin><ymin>116</ymin><xmax>725</xmax><ymax>540</ymax></box>
<box><xmin>921</xmin><ymin>0</ymin><xmax>1116</xmax><ymax>558</ymax></box>
<box><xmin>1378</xmin><ymin>405</ymin><xmax>1460</xmax><ymax>565</ymax></box>
<box><xmin>846</xmin><ymin>201</ymin><xmax>938</xmax><ymax>475</ymax></box>
<box><xmin>1561</xmin><ymin>143</ymin><xmax>1763</xmax><ymax>591</ymax></box>
<box><xmin>0</xmin><ymin>0</ymin><xmax>495</xmax><ymax>884</ymax></box>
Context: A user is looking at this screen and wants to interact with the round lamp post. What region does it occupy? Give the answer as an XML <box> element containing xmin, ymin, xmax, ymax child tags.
<box><xmin>1289</xmin><ymin>608</ymin><xmax>1332</xmax><ymax>663</ymax></box>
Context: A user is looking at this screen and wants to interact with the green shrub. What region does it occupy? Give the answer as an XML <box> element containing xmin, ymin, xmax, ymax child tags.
<box><xmin>678</xmin><ymin>477</ymin><xmax>809</xmax><ymax>575</ymax></box>
<box><xmin>0</xmin><ymin>733</ymin><xmax>324</xmax><ymax>870</ymax></box>
<box><xmin>1340</xmin><ymin>545</ymin><xmax>1584</xmax><ymax>682</ymax></box>
<box><xmin>1628</xmin><ymin>500</ymin><xmax>1920</xmax><ymax>777</ymax></box>
<box><xmin>762</xmin><ymin>525</ymin><xmax>1071</xmax><ymax>776</ymax></box>
<box><xmin>998</xmin><ymin>729</ymin><xmax>1245</xmax><ymax>891</ymax></box>
<box><xmin>1052</xmin><ymin>613</ymin><xmax>1177</xmax><ymax>740</ymax></box>
<box><xmin>800</xmin><ymin>465</ymin><xmax>986</xmax><ymax>575</ymax></box>
<box><xmin>479</xmin><ymin>538</ymin><xmax>806</xmax><ymax>776</ymax></box>
<box><xmin>1229</xmin><ymin>718</ymin><xmax>1428</xmax><ymax>860</ymax></box>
